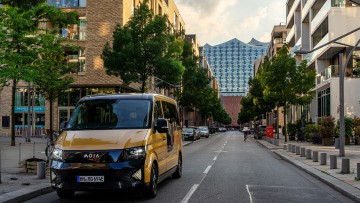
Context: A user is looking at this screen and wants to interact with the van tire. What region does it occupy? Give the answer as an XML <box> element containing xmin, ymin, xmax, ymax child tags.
<box><xmin>56</xmin><ymin>189</ymin><xmax>75</xmax><ymax>199</ymax></box>
<box><xmin>145</xmin><ymin>163</ymin><xmax>158</xmax><ymax>198</ymax></box>
<box><xmin>172</xmin><ymin>154</ymin><xmax>182</xmax><ymax>179</ymax></box>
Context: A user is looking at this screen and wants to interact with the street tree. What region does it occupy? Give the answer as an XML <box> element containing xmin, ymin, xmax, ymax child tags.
<box><xmin>33</xmin><ymin>34</ymin><xmax>76</xmax><ymax>143</ymax></box>
<box><xmin>0</xmin><ymin>2</ymin><xmax>77</xmax><ymax>146</ymax></box>
<box><xmin>261</xmin><ymin>44</ymin><xmax>315</xmax><ymax>142</ymax></box>
<box><xmin>102</xmin><ymin>3</ymin><xmax>185</xmax><ymax>93</ymax></box>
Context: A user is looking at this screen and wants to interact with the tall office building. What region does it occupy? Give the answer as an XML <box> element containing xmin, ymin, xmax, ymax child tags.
<box><xmin>203</xmin><ymin>38</ymin><xmax>268</xmax><ymax>127</ymax></box>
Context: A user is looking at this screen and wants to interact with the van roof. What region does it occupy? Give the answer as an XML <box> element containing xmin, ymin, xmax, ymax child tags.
<box><xmin>79</xmin><ymin>93</ymin><xmax>175</xmax><ymax>103</ymax></box>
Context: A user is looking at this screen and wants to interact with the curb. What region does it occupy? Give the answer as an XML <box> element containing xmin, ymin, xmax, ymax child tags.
<box><xmin>257</xmin><ymin>140</ymin><xmax>360</xmax><ymax>203</ymax></box>
<box><xmin>0</xmin><ymin>183</ymin><xmax>53</xmax><ymax>203</ymax></box>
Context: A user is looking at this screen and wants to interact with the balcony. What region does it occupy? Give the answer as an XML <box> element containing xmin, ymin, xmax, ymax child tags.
<box><xmin>286</xmin><ymin>25</ymin><xmax>295</xmax><ymax>44</ymax></box>
<box><xmin>316</xmin><ymin>65</ymin><xmax>339</xmax><ymax>85</ymax></box>
<box><xmin>287</xmin><ymin>0</ymin><xmax>300</xmax><ymax>25</ymax></box>
<box><xmin>311</xmin><ymin>33</ymin><xmax>329</xmax><ymax>61</ymax></box>
<box><xmin>311</xmin><ymin>1</ymin><xmax>330</xmax><ymax>34</ymax></box>
<box><xmin>302</xmin><ymin>0</ymin><xmax>315</xmax><ymax>21</ymax></box>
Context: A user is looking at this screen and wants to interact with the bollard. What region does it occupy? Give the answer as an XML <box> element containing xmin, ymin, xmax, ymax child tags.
<box><xmin>19</xmin><ymin>143</ymin><xmax>22</xmax><ymax>165</ymax></box>
<box><xmin>330</xmin><ymin>155</ymin><xmax>337</xmax><ymax>169</ymax></box>
<box><xmin>288</xmin><ymin>144</ymin><xmax>292</xmax><ymax>152</ymax></box>
<box><xmin>292</xmin><ymin>145</ymin><xmax>296</xmax><ymax>153</ymax></box>
<box><xmin>284</xmin><ymin>144</ymin><xmax>287</xmax><ymax>150</ymax></box>
<box><xmin>306</xmin><ymin>149</ymin><xmax>312</xmax><ymax>159</ymax></box>
<box><xmin>320</xmin><ymin>153</ymin><xmax>327</xmax><ymax>165</ymax></box>
<box><xmin>300</xmin><ymin>147</ymin><xmax>306</xmax><ymax>157</ymax></box>
<box><xmin>296</xmin><ymin>146</ymin><xmax>301</xmax><ymax>155</ymax></box>
<box><xmin>313</xmin><ymin>151</ymin><xmax>319</xmax><ymax>162</ymax></box>
<box><xmin>357</xmin><ymin>163</ymin><xmax>360</xmax><ymax>180</ymax></box>
<box><xmin>37</xmin><ymin>162</ymin><xmax>46</xmax><ymax>179</ymax></box>
<box><xmin>342</xmin><ymin>158</ymin><xmax>350</xmax><ymax>174</ymax></box>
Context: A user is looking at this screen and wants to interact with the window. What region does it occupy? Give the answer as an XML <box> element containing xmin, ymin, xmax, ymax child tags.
<box><xmin>79</xmin><ymin>19</ymin><xmax>87</xmax><ymax>40</ymax></box>
<box><xmin>48</xmin><ymin>0</ymin><xmax>86</xmax><ymax>8</ymax></box>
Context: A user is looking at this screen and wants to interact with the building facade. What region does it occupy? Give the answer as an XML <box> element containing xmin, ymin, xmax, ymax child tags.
<box><xmin>286</xmin><ymin>0</ymin><xmax>360</xmax><ymax>124</ymax></box>
<box><xmin>203</xmin><ymin>38</ymin><xmax>268</xmax><ymax>127</ymax></box>
<box><xmin>0</xmin><ymin>0</ymin><xmax>186</xmax><ymax>136</ymax></box>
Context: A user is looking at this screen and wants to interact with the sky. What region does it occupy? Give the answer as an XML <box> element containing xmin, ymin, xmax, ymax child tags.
<box><xmin>174</xmin><ymin>0</ymin><xmax>286</xmax><ymax>46</ymax></box>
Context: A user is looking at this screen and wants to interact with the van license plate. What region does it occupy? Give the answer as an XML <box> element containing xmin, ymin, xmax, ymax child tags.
<box><xmin>77</xmin><ymin>176</ymin><xmax>104</xmax><ymax>183</ymax></box>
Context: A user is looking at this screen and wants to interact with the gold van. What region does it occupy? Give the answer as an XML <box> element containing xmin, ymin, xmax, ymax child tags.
<box><xmin>50</xmin><ymin>94</ymin><xmax>183</xmax><ymax>198</ymax></box>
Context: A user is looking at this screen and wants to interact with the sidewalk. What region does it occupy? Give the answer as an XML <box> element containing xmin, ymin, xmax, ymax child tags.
<box><xmin>0</xmin><ymin>136</ymin><xmax>51</xmax><ymax>203</ymax></box>
<box><xmin>256</xmin><ymin>134</ymin><xmax>360</xmax><ymax>203</ymax></box>
<box><xmin>0</xmin><ymin>135</ymin><xmax>194</xmax><ymax>203</ymax></box>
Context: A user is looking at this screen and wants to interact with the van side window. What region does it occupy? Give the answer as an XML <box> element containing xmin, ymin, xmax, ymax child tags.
<box><xmin>162</xmin><ymin>101</ymin><xmax>180</xmax><ymax>125</ymax></box>
<box><xmin>154</xmin><ymin>101</ymin><xmax>163</xmax><ymax>119</ymax></box>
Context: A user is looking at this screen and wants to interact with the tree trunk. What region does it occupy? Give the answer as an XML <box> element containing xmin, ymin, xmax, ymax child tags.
<box><xmin>284</xmin><ymin>107</ymin><xmax>287</xmax><ymax>143</ymax></box>
<box><xmin>49</xmin><ymin>94</ymin><xmax>54</xmax><ymax>144</ymax></box>
<box><xmin>11</xmin><ymin>79</ymin><xmax>16</xmax><ymax>146</ymax></box>
<box><xmin>276</xmin><ymin>107</ymin><xmax>280</xmax><ymax>139</ymax></box>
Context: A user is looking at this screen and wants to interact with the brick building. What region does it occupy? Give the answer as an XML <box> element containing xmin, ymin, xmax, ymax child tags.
<box><xmin>0</xmin><ymin>0</ymin><xmax>185</xmax><ymax>136</ymax></box>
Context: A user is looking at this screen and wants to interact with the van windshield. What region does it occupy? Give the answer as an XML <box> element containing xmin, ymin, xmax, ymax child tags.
<box><xmin>67</xmin><ymin>99</ymin><xmax>151</xmax><ymax>130</ymax></box>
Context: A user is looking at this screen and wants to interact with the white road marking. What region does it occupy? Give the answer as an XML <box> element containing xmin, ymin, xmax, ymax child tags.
<box><xmin>203</xmin><ymin>165</ymin><xmax>212</xmax><ymax>174</ymax></box>
<box><xmin>213</xmin><ymin>156</ymin><xmax>218</xmax><ymax>161</ymax></box>
<box><xmin>246</xmin><ymin>185</ymin><xmax>253</xmax><ymax>203</ymax></box>
<box><xmin>181</xmin><ymin>184</ymin><xmax>199</xmax><ymax>203</ymax></box>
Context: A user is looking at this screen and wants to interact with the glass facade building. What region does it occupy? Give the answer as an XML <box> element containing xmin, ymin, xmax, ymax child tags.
<box><xmin>203</xmin><ymin>38</ymin><xmax>268</xmax><ymax>96</ymax></box>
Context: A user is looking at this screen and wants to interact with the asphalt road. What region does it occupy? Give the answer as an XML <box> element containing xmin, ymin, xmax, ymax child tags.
<box><xmin>25</xmin><ymin>131</ymin><xmax>354</xmax><ymax>203</ymax></box>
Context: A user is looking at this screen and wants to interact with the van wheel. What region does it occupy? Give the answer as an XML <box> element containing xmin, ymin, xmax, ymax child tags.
<box><xmin>56</xmin><ymin>189</ymin><xmax>75</xmax><ymax>199</ymax></box>
<box><xmin>173</xmin><ymin>154</ymin><xmax>182</xmax><ymax>179</ymax></box>
<box><xmin>145</xmin><ymin>163</ymin><xmax>158</xmax><ymax>198</ymax></box>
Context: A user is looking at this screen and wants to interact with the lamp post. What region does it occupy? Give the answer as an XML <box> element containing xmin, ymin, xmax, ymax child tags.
<box><xmin>295</xmin><ymin>26</ymin><xmax>360</xmax><ymax>157</ymax></box>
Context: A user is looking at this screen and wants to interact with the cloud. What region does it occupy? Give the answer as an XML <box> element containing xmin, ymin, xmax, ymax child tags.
<box><xmin>176</xmin><ymin>0</ymin><xmax>236</xmax><ymax>16</ymax></box>
<box><xmin>174</xmin><ymin>0</ymin><xmax>286</xmax><ymax>45</ymax></box>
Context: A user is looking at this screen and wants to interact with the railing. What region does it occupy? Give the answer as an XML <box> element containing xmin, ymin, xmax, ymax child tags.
<box><xmin>316</xmin><ymin>65</ymin><xmax>339</xmax><ymax>85</ymax></box>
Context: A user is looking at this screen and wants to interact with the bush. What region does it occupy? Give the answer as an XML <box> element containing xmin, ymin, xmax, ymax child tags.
<box><xmin>304</xmin><ymin>123</ymin><xmax>320</xmax><ymax>139</ymax></box>
<box><xmin>319</xmin><ymin>116</ymin><xmax>335</xmax><ymax>138</ymax></box>
<box><xmin>287</xmin><ymin>123</ymin><xmax>297</xmax><ymax>136</ymax></box>
<box><xmin>353</xmin><ymin>116</ymin><xmax>360</xmax><ymax>137</ymax></box>
<box><xmin>335</xmin><ymin>117</ymin><xmax>354</xmax><ymax>137</ymax></box>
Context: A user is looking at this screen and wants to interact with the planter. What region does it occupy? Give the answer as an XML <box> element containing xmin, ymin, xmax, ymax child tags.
<box><xmin>345</xmin><ymin>137</ymin><xmax>351</xmax><ymax>145</ymax></box>
<box><xmin>322</xmin><ymin>137</ymin><xmax>333</xmax><ymax>146</ymax></box>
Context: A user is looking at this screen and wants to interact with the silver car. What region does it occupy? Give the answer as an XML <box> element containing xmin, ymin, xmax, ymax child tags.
<box><xmin>198</xmin><ymin>126</ymin><xmax>209</xmax><ymax>138</ymax></box>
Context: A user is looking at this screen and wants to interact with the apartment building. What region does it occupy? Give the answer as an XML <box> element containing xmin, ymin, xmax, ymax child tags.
<box><xmin>286</xmin><ymin>0</ymin><xmax>360</xmax><ymax>123</ymax></box>
<box><xmin>0</xmin><ymin>0</ymin><xmax>185</xmax><ymax>136</ymax></box>
<box><xmin>183</xmin><ymin>35</ymin><xmax>220</xmax><ymax>126</ymax></box>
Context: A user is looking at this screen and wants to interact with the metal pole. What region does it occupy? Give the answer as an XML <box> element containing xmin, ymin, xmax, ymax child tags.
<box><xmin>339</xmin><ymin>38</ymin><xmax>360</xmax><ymax>157</ymax></box>
<box><xmin>27</xmin><ymin>83</ymin><xmax>31</xmax><ymax>142</ymax></box>
<box><xmin>339</xmin><ymin>53</ymin><xmax>345</xmax><ymax>157</ymax></box>
<box><xmin>0</xmin><ymin>144</ymin><xmax>2</xmax><ymax>184</ymax></box>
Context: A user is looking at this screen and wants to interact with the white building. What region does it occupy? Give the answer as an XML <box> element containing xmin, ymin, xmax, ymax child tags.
<box><xmin>286</xmin><ymin>0</ymin><xmax>360</xmax><ymax>123</ymax></box>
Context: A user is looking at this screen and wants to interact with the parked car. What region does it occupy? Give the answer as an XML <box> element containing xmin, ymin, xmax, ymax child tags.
<box><xmin>182</xmin><ymin>127</ymin><xmax>196</xmax><ymax>141</ymax></box>
<box><xmin>198</xmin><ymin>126</ymin><xmax>210</xmax><ymax>138</ymax></box>
<box><xmin>255</xmin><ymin>125</ymin><xmax>266</xmax><ymax>139</ymax></box>
<box><xmin>218</xmin><ymin>127</ymin><xmax>227</xmax><ymax>132</ymax></box>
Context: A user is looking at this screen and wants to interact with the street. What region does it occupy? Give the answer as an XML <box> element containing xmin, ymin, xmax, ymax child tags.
<box><xmin>25</xmin><ymin>131</ymin><xmax>354</xmax><ymax>203</ymax></box>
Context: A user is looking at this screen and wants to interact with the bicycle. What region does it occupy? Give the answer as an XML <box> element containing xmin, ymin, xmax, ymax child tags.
<box><xmin>45</xmin><ymin>131</ymin><xmax>60</xmax><ymax>161</ymax></box>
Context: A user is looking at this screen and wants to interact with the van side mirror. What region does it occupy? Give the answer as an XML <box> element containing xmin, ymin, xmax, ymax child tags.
<box><xmin>60</xmin><ymin>121</ymin><xmax>68</xmax><ymax>131</ymax></box>
<box><xmin>155</xmin><ymin>118</ymin><xmax>169</xmax><ymax>133</ymax></box>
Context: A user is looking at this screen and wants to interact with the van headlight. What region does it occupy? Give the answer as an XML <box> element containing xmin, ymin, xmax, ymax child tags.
<box><xmin>123</xmin><ymin>147</ymin><xmax>146</xmax><ymax>161</ymax></box>
<box><xmin>51</xmin><ymin>148</ymin><xmax>63</xmax><ymax>161</ymax></box>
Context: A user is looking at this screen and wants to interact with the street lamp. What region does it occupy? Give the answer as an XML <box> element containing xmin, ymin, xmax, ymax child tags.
<box><xmin>295</xmin><ymin>26</ymin><xmax>360</xmax><ymax>157</ymax></box>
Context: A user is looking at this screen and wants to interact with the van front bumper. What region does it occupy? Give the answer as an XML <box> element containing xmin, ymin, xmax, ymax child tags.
<box><xmin>50</xmin><ymin>160</ymin><xmax>145</xmax><ymax>190</ymax></box>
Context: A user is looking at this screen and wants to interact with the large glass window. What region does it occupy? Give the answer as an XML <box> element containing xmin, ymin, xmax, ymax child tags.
<box><xmin>318</xmin><ymin>87</ymin><xmax>331</xmax><ymax>117</ymax></box>
<box><xmin>67</xmin><ymin>99</ymin><xmax>151</xmax><ymax>129</ymax></box>
<box><xmin>48</xmin><ymin>0</ymin><xmax>86</xmax><ymax>8</ymax></box>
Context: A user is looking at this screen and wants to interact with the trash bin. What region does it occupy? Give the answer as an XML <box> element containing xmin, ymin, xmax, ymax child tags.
<box><xmin>266</xmin><ymin>126</ymin><xmax>274</xmax><ymax>138</ymax></box>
